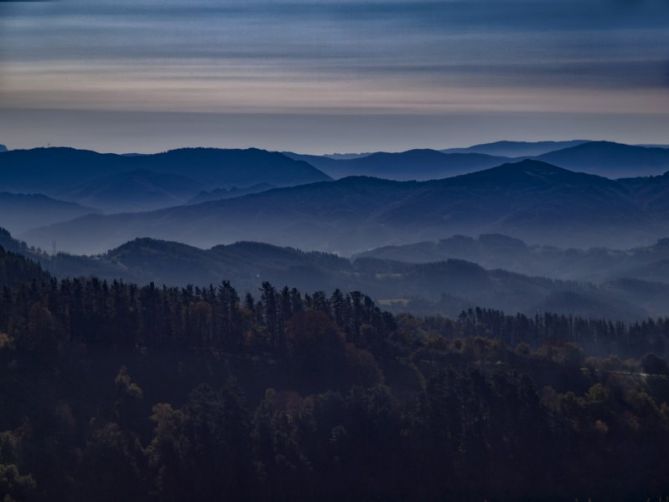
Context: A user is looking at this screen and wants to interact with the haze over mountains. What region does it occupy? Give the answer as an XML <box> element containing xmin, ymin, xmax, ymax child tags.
<box><xmin>0</xmin><ymin>192</ymin><xmax>96</xmax><ymax>234</ymax></box>
<box><xmin>188</xmin><ymin>183</ymin><xmax>276</xmax><ymax>205</ymax></box>
<box><xmin>21</xmin><ymin>159</ymin><xmax>669</xmax><ymax>255</ymax></box>
<box><xmin>286</xmin><ymin>150</ymin><xmax>509</xmax><ymax>181</ymax></box>
<box><xmin>537</xmin><ymin>141</ymin><xmax>669</xmax><ymax>177</ymax></box>
<box><xmin>0</xmin><ymin>147</ymin><xmax>329</xmax><ymax>212</ymax></box>
<box><xmin>1</xmin><ymin>139</ymin><xmax>669</xmax><ymax>255</ymax></box>
<box><xmin>3</xmin><ymin>137</ymin><xmax>669</xmax><ymax>323</ymax></box>
<box><xmin>2</xmin><ymin>227</ymin><xmax>667</xmax><ymax>321</ymax></box>
<box><xmin>288</xmin><ymin>140</ymin><xmax>669</xmax><ymax>181</ymax></box>
<box><xmin>358</xmin><ymin>234</ymin><xmax>669</xmax><ymax>284</ymax></box>
<box><xmin>2</xmin><ymin>139</ymin><xmax>668</xmax><ymax>219</ymax></box>
<box><xmin>63</xmin><ymin>168</ymin><xmax>205</xmax><ymax>212</ymax></box>
<box><xmin>441</xmin><ymin>139</ymin><xmax>590</xmax><ymax>157</ymax></box>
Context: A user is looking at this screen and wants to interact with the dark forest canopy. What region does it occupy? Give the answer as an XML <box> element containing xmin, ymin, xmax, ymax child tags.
<box><xmin>0</xmin><ymin>249</ymin><xmax>669</xmax><ymax>500</ymax></box>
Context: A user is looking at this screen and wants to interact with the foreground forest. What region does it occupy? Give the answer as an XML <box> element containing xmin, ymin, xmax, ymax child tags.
<box><xmin>1</xmin><ymin>247</ymin><xmax>669</xmax><ymax>500</ymax></box>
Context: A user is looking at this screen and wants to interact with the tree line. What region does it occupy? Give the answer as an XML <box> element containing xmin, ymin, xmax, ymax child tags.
<box><xmin>0</xmin><ymin>248</ymin><xmax>669</xmax><ymax>500</ymax></box>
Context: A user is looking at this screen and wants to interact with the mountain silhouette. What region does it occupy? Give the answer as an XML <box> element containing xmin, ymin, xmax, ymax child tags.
<box><xmin>287</xmin><ymin>149</ymin><xmax>509</xmax><ymax>180</ymax></box>
<box><xmin>64</xmin><ymin>168</ymin><xmax>205</xmax><ymax>212</ymax></box>
<box><xmin>187</xmin><ymin>183</ymin><xmax>276</xmax><ymax>204</ymax></box>
<box><xmin>0</xmin><ymin>147</ymin><xmax>330</xmax><ymax>198</ymax></box>
<box><xmin>537</xmin><ymin>141</ymin><xmax>669</xmax><ymax>177</ymax></box>
<box><xmin>357</xmin><ymin>233</ymin><xmax>669</xmax><ymax>284</ymax></box>
<box><xmin>442</xmin><ymin>139</ymin><xmax>590</xmax><ymax>157</ymax></box>
<box><xmin>22</xmin><ymin>160</ymin><xmax>664</xmax><ymax>255</ymax></box>
<box><xmin>0</xmin><ymin>227</ymin><xmax>655</xmax><ymax>320</ymax></box>
<box><xmin>0</xmin><ymin>192</ymin><xmax>97</xmax><ymax>234</ymax></box>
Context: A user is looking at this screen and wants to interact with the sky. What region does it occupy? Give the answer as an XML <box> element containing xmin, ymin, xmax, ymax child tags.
<box><xmin>0</xmin><ymin>0</ymin><xmax>667</xmax><ymax>153</ymax></box>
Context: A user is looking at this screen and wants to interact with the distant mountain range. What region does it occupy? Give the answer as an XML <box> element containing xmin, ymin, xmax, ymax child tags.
<box><xmin>188</xmin><ymin>183</ymin><xmax>276</xmax><ymax>205</ymax></box>
<box><xmin>289</xmin><ymin>140</ymin><xmax>669</xmax><ymax>180</ymax></box>
<box><xmin>322</xmin><ymin>152</ymin><xmax>371</xmax><ymax>160</ymax></box>
<box><xmin>0</xmin><ymin>147</ymin><xmax>329</xmax><ymax>212</ymax></box>
<box><xmin>286</xmin><ymin>149</ymin><xmax>509</xmax><ymax>181</ymax></box>
<box><xmin>537</xmin><ymin>141</ymin><xmax>669</xmax><ymax>177</ymax></box>
<box><xmin>442</xmin><ymin>139</ymin><xmax>590</xmax><ymax>157</ymax></box>
<box><xmin>63</xmin><ymin>168</ymin><xmax>206</xmax><ymax>212</ymax></box>
<box><xmin>0</xmin><ymin>192</ymin><xmax>96</xmax><ymax>234</ymax></box>
<box><xmin>6</xmin><ymin>140</ymin><xmax>669</xmax><ymax>246</ymax></box>
<box><xmin>357</xmin><ymin>233</ymin><xmax>669</xmax><ymax>284</ymax></box>
<box><xmin>4</xmin><ymin>139</ymin><xmax>669</xmax><ymax>321</ymax></box>
<box><xmin>0</xmin><ymin>144</ymin><xmax>7</xmax><ymax>153</ymax></box>
<box><xmin>20</xmin><ymin>159</ymin><xmax>669</xmax><ymax>255</ymax></box>
<box><xmin>2</xmin><ymin>227</ymin><xmax>666</xmax><ymax>320</ymax></box>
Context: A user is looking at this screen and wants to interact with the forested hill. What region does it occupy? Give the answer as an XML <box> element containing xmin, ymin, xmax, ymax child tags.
<box><xmin>356</xmin><ymin>233</ymin><xmax>669</xmax><ymax>283</ymax></box>
<box><xmin>3</xmin><ymin>228</ymin><xmax>668</xmax><ymax>320</ymax></box>
<box><xmin>1</xmin><ymin>246</ymin><xmax>669</xmax><ymax>500</ymax></box>
<box><xmin>0</xmin><ymin>246</ymin><xmax>49</xmax><ymax>288</ymax></box>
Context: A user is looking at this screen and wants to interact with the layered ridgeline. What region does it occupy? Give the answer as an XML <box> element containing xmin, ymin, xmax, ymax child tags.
<box><xmin>289</xmin><ymin>140</ymin><xmax>669</xmax><ymax>180</ymax></box>
<box><xmin>357</xmin><ymin>233</ymin><xmax>669</xmax><ymax>283</ymax></box>
<box><xmin>442</xmin><ymin>139</ymin><xmax>590</xmax><ymax>157</ymax></box>
<box><xmin>1</xmin><ymin>237</ymin><xmax>669</xmax><ymax>500</ymax></box>
<box><xmin>4</xmin><ymin>227</ymin><xmax>669</xmax><ymax>320</ymax></box>
<box><xmin>286</xmin><ymin>149</ymin><xmax>510</xmax><ymax>181</ymax></box>
<box><xmin>0</xmin><ymin>192</ymin><xmax>96</xmax><ymax>234</ymax></box>
<box><xmin>23</xmin><ymin>160</ymin><xmax>669</xmax><ymax>255</ymax></box>
<box><xmin>0</xmin><ymin>147</ymin><xmax>329</xmax><ymax>212</ymax></box>
<box><xmin>537</xmin><ymin>141</ymin><xmax>669</xmax><ymax>177</ymax></box>
<box><xmin>5</xmin><ymin>141</ymin><xmax>669</xmax><ymax>238</ymax></box>
<box><xmin>64</xmin><ymin>169</ymin><xmax>205</xmax><ymax>213</ymax></box>
<box><xmin>445</xmin><ymin>140</ymin><xmax>669</xmax><ymax>178</ymax></box>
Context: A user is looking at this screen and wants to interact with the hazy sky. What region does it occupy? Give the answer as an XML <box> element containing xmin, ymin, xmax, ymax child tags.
<box><xmin>0</xmin><ymin>0</ymin><xmax>667</xmax><ymax>153</ymax></box>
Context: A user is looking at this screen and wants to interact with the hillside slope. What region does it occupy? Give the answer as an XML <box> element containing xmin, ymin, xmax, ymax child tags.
<box><xmin>0</xmin><ymin>192</ymin><xmax>97</xmax><ymax>234</ymax></box>
<box><xmin>288</xmin><ymin>149</ymin><xmax>509</xmax><ymax>180</ymax></box>
<box><xmin>538</xmin><ymin>141</ymin><xmax>669</xmax><ymax>177</ymax></box>
<box><xmin>23</xmin><ymin>160</ymin><xmax>665</xmax><ymax>254</ymax></box>
<box><xmin>0</xmin><ymin>147</ymin><xmax>330</xmax><ymax>206</ymax></box>
<box><xmin>0</xmin><ymin>228</ymin><xmax>661</xmax><ymax>320</ymax></box>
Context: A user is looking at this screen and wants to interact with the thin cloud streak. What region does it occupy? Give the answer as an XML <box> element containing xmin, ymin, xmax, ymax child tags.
<box><xmin>0</xmin><ymin>0</ymin><xmax>667</xmax><ymax>149</ymax></box>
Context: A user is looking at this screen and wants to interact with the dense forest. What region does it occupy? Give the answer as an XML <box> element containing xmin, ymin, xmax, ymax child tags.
<box><xmin>1</xmin><ymin>247</ymin><xmax>669</xmax><ymax>500</ymax></box>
